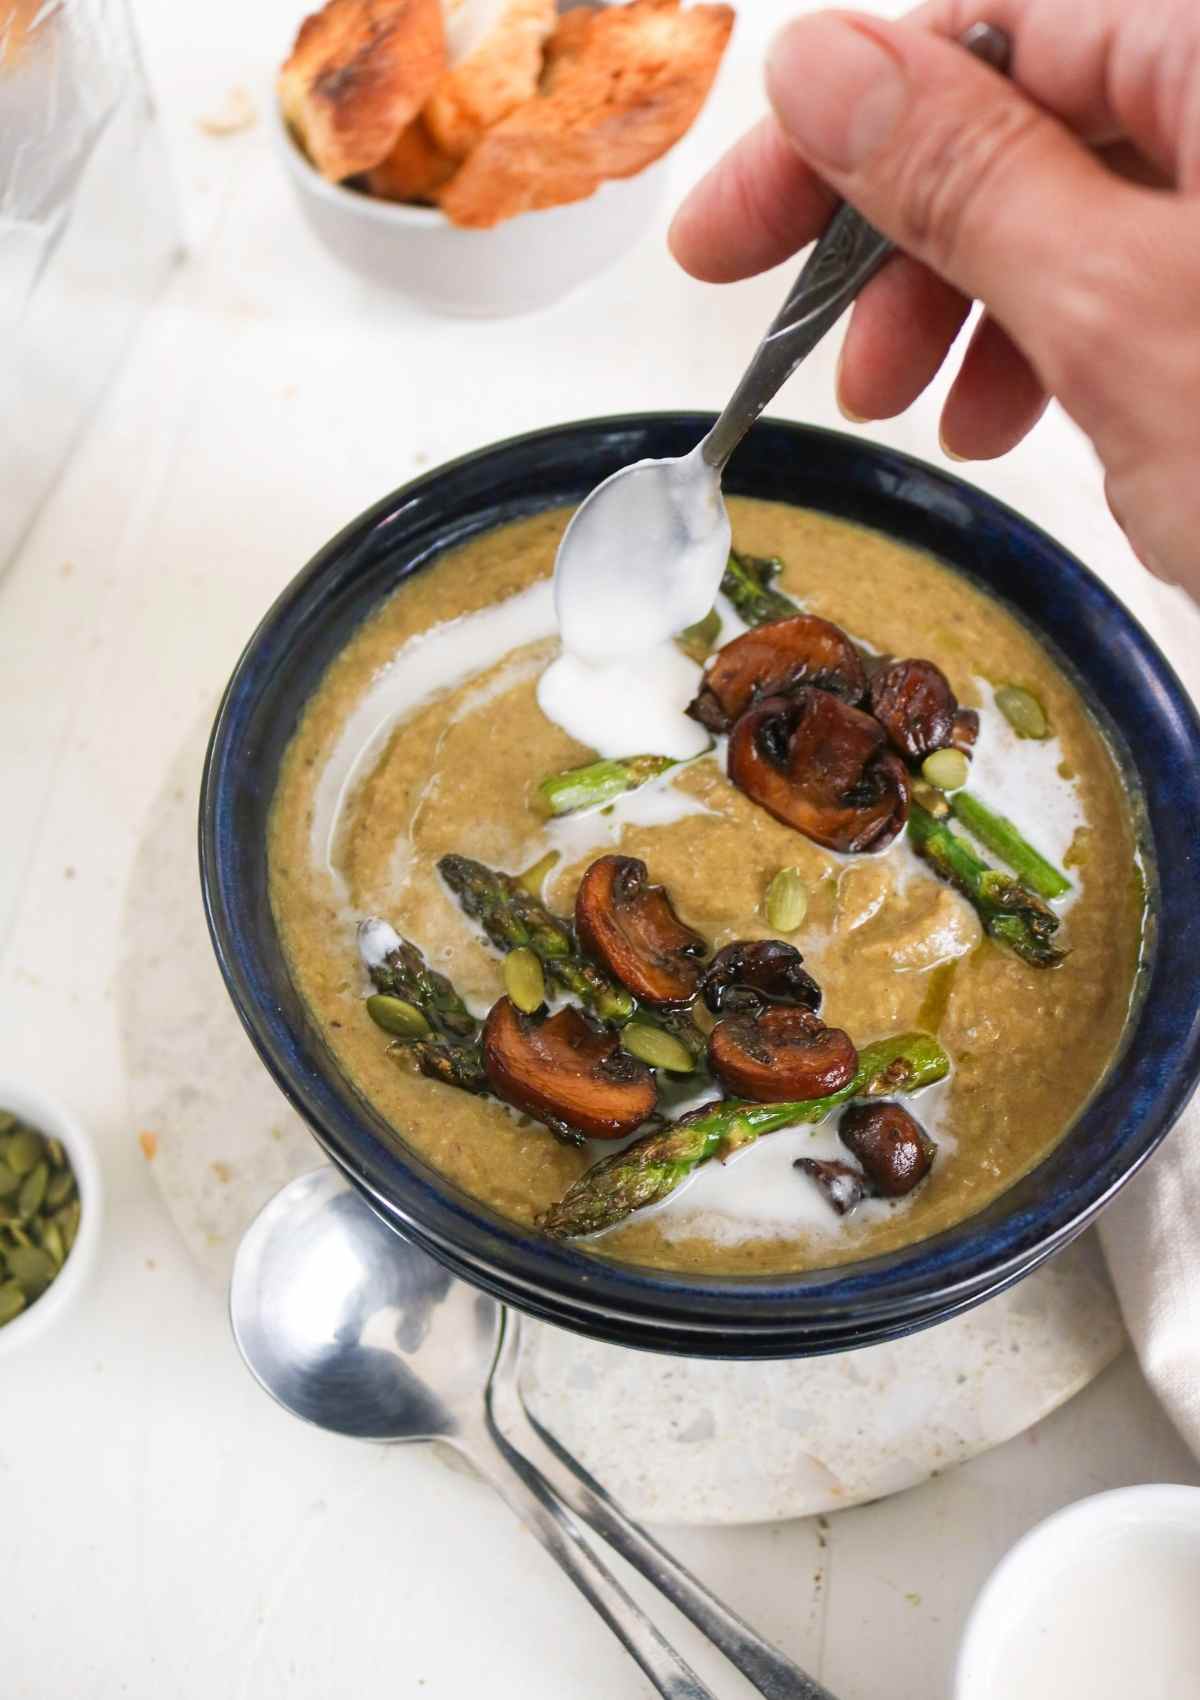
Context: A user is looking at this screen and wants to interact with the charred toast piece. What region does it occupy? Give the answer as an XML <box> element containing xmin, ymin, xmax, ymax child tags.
<box><xmin>438</xmin><ymin>0</ymin><xmax>733</xmax><ymax>228</ymax></box>
<box><xmin>425</xmin><ymin>0</ymin><xmax>558</xmax><ymax>159</ymax></box>
<box><xmin>280</xmin><ymin>0</ymin><xmax>447</xmax><ymax>181</ymax></box>
<box><xmin>365</xmin><ymin>115</ymin><xmax>459</xmax><ymax>200</ymax></box>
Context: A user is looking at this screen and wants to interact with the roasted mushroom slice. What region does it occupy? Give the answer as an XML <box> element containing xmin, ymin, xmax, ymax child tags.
<box><xmin>687</xmin><ymin>614</ymin><xmax>868</xmax><ymax>733</ymax></box>
<box><xmin>575</xmin><ymin>855</ymin><xmax>706</xmax><ymax>1007</ymax></box>
<box><xmin>838</xmin><ymin>1101</ymin><xmax>936</xmax><ymax>1196</ymax></box>
<box><xmin>699</xmin><ymin>939</ymin><xmax>822</xmax><ymax>1017</ymax></box>
<box><xmin>708</xmin><ymin>1005</ymin><xmax>858</xmax><ymax>1102</ymax></box>
<box><xmin>951</xmin><ymin>707</ymin><xmax>980</xmax><ymax>755</ymax></box>
<box><xmin>868</xmin><ymin>659</ymin><xmax>972</xmax><ymax>764</ymax></box>
<box><xmin>794</xmin><ymin>1157</ymin><xmax>866</xmax><ymax>1216</ymax></box>
<box><xmin>482</xmin><ymin>998</ymin><xmax>655</xmax><ymax>1141</ymax></box>
<box><xmin>728</xmin><ymin>690</ymin><xmax>911</xmax><ymax>853</ymax></box>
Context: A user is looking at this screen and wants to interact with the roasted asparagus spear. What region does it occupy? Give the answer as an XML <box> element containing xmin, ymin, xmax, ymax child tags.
<box><xmin>539</xmin><ymin>1032</ymin><xmax>949</xmax><ymax>1238</ymax></box>
<box><xmin>719</xmin><ymin>551</ymin><xmax>800</xmax><ymax>626</ymax></box>
<box><xmin>439</xmin><ymin>854</ymin><xmax>635</xmax><ymax>1023</ymax></box>
<box><xmin>358</xmin><ymin>919</ymin><xmax>487</xmax><ymax>1092</ymax></box>
<box><xmin>948</xmin><ymin>790</ymin><xmax>1071</xmax><ymax>901</ymax></box>
<box><xmin>907</xmin><ymin>801</ymin><xmax>1066</xmax><ymax>967</ymax></box>
<box><xmin>536</xmin><ymin>754</ymin><xmax>680</xmax><ymax>819</ymax></box>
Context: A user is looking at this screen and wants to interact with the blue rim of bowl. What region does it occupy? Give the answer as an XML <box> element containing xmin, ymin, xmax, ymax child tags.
<box><xmin>199</xmin><ymin>414</ymin><xmax>1200</xmax><ymax>1354</ymax></box>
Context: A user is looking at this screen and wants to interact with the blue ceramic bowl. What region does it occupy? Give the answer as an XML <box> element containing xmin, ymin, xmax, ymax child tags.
<box><xmin>200</xmin><ymin>415</ymin><xmax>1200</xmax><ymax>1357</ymax></box>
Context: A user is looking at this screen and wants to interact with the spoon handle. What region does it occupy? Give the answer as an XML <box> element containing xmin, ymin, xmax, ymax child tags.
<box><xmin>700</xmin><ymin>20</ymin><xmax>1011</xmax><ymax>473</ymax></box>
<box><xmin>490</xmin><ymin>1316</ymin><xmax>838</xmax><ymax>1700</ymax></box>
<box><xmin>459</xmin><ymin>1392</ymin><xmax>719</xmax><ymax>1700</ymax></box>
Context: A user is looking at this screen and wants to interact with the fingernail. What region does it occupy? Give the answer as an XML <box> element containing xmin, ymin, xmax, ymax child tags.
<box><xmin>834</xmin><ymin>346</ymin><xmax>872</xmax><ymax>423</ymax></box>
<box><xmin>939</xmin><ymin>428</ymin><xmax>970</xmax><ymax>463</ymax></box>
<box><xmin>767</xmin><ymin>15</ymin><xmax>908</xmax><ymax>173</ymax></box>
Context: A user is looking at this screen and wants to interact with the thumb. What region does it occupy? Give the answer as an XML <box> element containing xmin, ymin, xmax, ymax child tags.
<box><xmin>765</xmin><ymin>11</ymin><xmax>1130</xmax><ymax>397</ymax></box>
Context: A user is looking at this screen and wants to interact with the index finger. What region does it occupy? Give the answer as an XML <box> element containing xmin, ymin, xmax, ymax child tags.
<box><xmin>668</xmin><ymin>113</ymin><xmax>836</xmax><ymax>282</ymax></box>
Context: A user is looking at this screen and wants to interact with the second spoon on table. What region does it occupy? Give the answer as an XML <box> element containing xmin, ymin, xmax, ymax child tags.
<box><xmin>231</xmin><ymin>1166</ymin><xmax>837</xmax><ymax>1700</ymax></box>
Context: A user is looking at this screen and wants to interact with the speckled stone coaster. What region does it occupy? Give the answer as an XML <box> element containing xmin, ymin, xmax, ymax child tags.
<box><xmin>117</xmin><ymin>718</ymin><xmax>1124</xmax><ymax>1524</ymax></box>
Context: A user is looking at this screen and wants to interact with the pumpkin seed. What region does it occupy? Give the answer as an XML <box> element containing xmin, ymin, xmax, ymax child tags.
<box><xmin>0</xmin><ymin>1166</ymin><xmax>20</xmax><ymax>1200</ymax></box>
<box><xmin>46</xmin><ymin>1138</ymin><xmax>66</xmax><ymax>1169</ymax></box>
<box><xmin>18</xmin><ymin>1163</ymin><xmax>48</xmax><ymax>1221</ymax></box>
<box><xmin>620</xmin><ymin>1023</ymin><xmax>696</xmax><ymax>1074</ymax></box>
<box><xmin>516</xmin><ymin>850</ymin><xmax>560</xmax><ymax>899</ymax></box>
<box><xmin>0</xmin><ymin>1111</ymin><xmax>15</xmax><ymax>1136</ymax></box>
<box><xmin>45</xmin><ymin>1168</ymin><xmax>75</xmax><ymax>1210</ymax></box>
<box><xmin>995</xmin><ymin>684</ymin><xmax>1049</xmax><ymax>740</ymax></box>
<box><xmin>4</xmin><ymin>1129</ymin><xmax>43</xmax><ymax>1177</ymax></box>
<box><xmin>6</xmin><ymin>1244</ymin><xmax>54</xmax><ymax>1294</ymax></box>
<box><xmin>0</xmin><ymin>1282</ymin><xmax>26</xmax><ymax>1324</ymax></box>
<box><xmin>921</xmin><ymin>748</ymin><xmax>970</xmax><ymax>792</ymax></box>
<box><xmin>765</xmin><ymin>867</ymin><xmax>810</xmax><ymax>934</ymax></box>
<box><xmin>58</xmin><ymin>1201</ymin><xmax>81</xmax><ymax>1253</ymax></box>
<box><xmin>365</xmin><ymin>994</ymin><xmax>431</xmax><ymax>1039</ymax></box>
<box><xmin>504</xmin><ymin>947</ymin><xmax>546</xmax><ymax>1015</ymax></box>
<box><xmin>39</xmin><ymin>1221</ymin><xmax>65</xmax><ymax>1268</ymax></box>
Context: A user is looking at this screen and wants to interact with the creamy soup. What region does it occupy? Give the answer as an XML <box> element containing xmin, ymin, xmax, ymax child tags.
<box><xmin>268</xmin><ymin>500</ymin><xmax>1146</xmax><ymax>1274</ymax></box>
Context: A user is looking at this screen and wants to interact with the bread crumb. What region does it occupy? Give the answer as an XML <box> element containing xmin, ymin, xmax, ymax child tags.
<box><xmin>138</xmin><ymin>1131</ymin><xmax>159</xmax><ymax>1161</ymax></box>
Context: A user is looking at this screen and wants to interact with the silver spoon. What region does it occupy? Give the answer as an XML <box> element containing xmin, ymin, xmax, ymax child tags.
<box><xmin>231</xmin><ymin>1166</ymin><xmax>837</xmax><ymax>1700</ymax></box>
<box><xmin>551</xmin><ymin>21</ymin><xmax>1011</xmax><ymax>635</ymax></box>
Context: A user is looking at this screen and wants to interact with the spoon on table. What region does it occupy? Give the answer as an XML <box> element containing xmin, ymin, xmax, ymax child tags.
<box><xmin>548</xmin><ymin>21</ymin><xmax>1012</xmax><ymax>682</ymax></box>
<box><xmin>231</xmin><ymin>1166</ymin><xmax>837</xmax><ymax>1700</ymax></box>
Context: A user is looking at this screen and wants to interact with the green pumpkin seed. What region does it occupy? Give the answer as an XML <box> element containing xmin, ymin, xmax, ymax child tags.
<box><xmin>995</xmin><ymin>684</ymin><xmax>1049</xmax><ymax>740</ymax></box>
<box><xmin>0</xmin><ymin>1111</ymin><xmax>15</xmax><ymax>1136</ymax></box>
<box><xmin>4</xmin><ymin>1129</ymin><xmax>43</xmax><ymax>1177</ymax></box>
<box><xmin>46</xmin><ymin>1138</ymin><xmax>66</xmax><ymax>1169</ymax></box>
<box><xmin>0</xmin><ymin>1281</ymin><xmax>26</xmax><ymax>1324</ymax></box>
<box><xmin>18</xmin><ymin>1162</ymin><xmax>48</xmax><ymax>1221</ymax></box>
<box><xmin>45</xmin><ymin>1168</ymin><xmax>75</xmax><ymax>1210</ymax></box>
<box><xmin>39</xmin><ymin>1221</ymin><xmax>65</xmax><ymax>1268</ymax></box>
<box><xmin>365</xmin><ymin>994</ymin><xmax>431</xmax><ymax>1039</ymax></box>
<box><xmin>765</xmin><ymin>867</ymin><xmax>810</xmax><ymax>934</ymax></box>
<box><xmin>6</xmin><ymin>1244</ymin><xmax>54</xmax><ymax>1294</ymax></box>
<box><xmin>57</xmin><ymin>1201</ymin><xmax>80</xmax><ymax>1253</ymax></box>
<box><xmin>516</xmin><ymin>850</ymin><xmax>560</xmax><ymax>899</ymax></box>
<box><xmin>620</xmin><ymin>1023</ymin><xmax>696</xmax><ymax>1074</ymax></box>
<box><xmin>504</xmin><ymin>947</ymin><xmax>546</xmax><ymax>1015</ymax></box>
<box><xmin>921</xmin><ymin>748</ymin><xmax>970</xmax><ymax>792</ymax></box>
<box><xmin>0</xmin><ymin>1166</ymin><xmax>20</xmax><ymax>1200</ymax></box>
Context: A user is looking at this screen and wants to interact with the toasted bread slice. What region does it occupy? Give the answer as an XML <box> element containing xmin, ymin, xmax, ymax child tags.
<box><xmin>365</xmin><ymin>115</ymin><xmax>459</xmax><ymax>200</ymax></box>
<box><xmin>279</xmin><ymin>0</ymin><xmax>447</xmax><ymax>181</ymax></box>
<box><xmin>438</xmin><ymin>0</ymin><xmax>734</xmax><ymax>228</ymax></box>
<box><xmin>424</xmin><ymin>0</ymin><xmax>558</xmax><ymax>160</ymax></box>
<box><xmin>540</xmin><ymin>4</ymin><xmax>599</xmax><ymax>87</ymax></box>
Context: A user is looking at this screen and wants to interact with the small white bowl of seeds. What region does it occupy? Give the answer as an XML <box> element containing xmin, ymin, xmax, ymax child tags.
<box><xmin>0</xmin><ymin>1078</ymin><xmax>102</xmax><ymax>1357</ymax></box>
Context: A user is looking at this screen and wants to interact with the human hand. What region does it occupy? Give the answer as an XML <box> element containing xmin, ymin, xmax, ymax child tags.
<box><xmin>670</xmin><ymin>1</ymin><xmax>1200</xmax><ymax>595</ymax></box>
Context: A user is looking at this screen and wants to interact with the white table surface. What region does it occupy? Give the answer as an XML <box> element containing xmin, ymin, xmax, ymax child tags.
<box><xmin>4</xmin><ymin>2</ymin><xmax>1198</xmax><ymax>1696</ymax></box>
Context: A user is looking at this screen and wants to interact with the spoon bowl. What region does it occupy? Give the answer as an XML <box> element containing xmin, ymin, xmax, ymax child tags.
<box><xmin>231</xmin><ymin>1165</ymin><xmax>500</xmax><ymax>1441</ymax></box>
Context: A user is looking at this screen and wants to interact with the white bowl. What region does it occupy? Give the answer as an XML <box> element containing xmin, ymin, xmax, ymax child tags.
<box><xmin>0</xmin><ymin>1076</ymin><xmax>103</xmax><ymax>1357</ymax></box>
<box><xmin>271</xmin><ymin>101</ymin><xmax>671</xmax><ymax>318</ymax></box>
<box><xmin>955</xmin><ymin>1484</ymin><xmax>1200</xmax><ymax>1699</ymax></box>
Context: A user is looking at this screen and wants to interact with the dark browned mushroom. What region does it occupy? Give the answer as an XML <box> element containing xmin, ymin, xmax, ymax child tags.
<box><xmin>794</xmin><ymin>1157</ymin><xmax>866</xmax><ymax>1216</ymax></box>
<box><xmin>868</xmin><ymin>659</ymin><xmax>972</xmax><ymax>764</ymax></box>
<box><xmin>699</xmin><ymin>939</ymin><xmax>822</xmax><ymax>1017</ymax></box>
<box><xmin>727</xmin><ymin>689</ymin><xmax>911</xmax><ymax>853</ymax></box>
<box><xmin>838</xmin><ymin>1101</ymin><xmax>936</xmax><ymax>1196</ymax></box>
<box><xmin>687</xmin><ymin>614</ymin><xmax>868</xmax><ymax>733</ymax></box>
<box><xmin>482</xmin><ymin>997</ymin><xmax>656</xmax><ymax>1141</ymax></box>
<box><xmin>708</xmin><ymin>1005</ymin><xmax>858</xmax><ymax>1102</ymax></box>
<box><xmin>951</xmin><ymin>707</ymin><xmax>980</xmax><ymax>755</ymax></box>
<box><xmin>575</xmin><ymin>855</ymin><xmax>706</xmax><ymax>1007</ymax></box>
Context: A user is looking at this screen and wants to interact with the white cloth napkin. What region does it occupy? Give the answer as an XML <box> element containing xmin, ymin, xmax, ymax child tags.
<box><xmin>1095</xmin><ymin>567</ymin><xmax>1200</xmax><ymax>1459</ymax></box>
